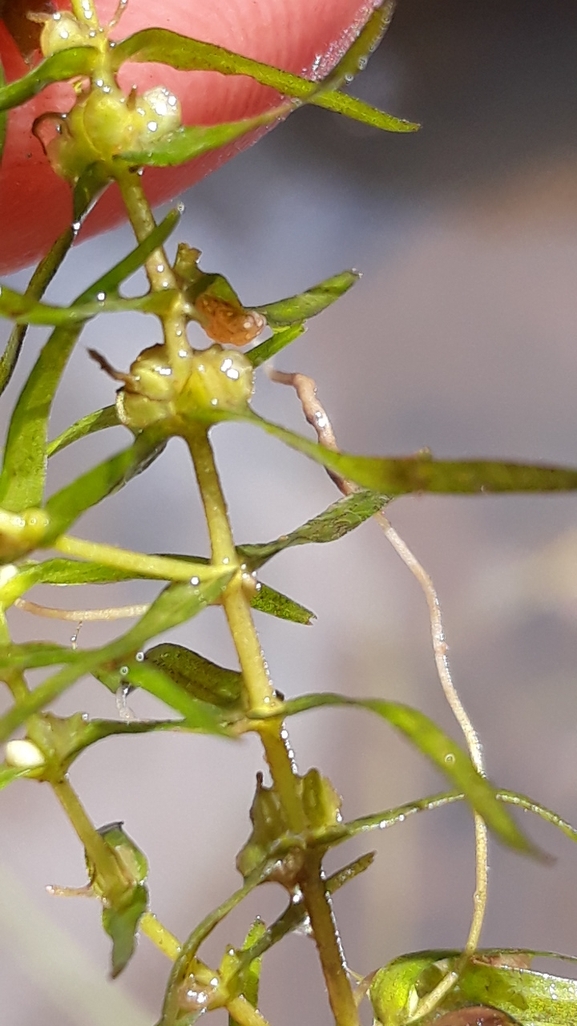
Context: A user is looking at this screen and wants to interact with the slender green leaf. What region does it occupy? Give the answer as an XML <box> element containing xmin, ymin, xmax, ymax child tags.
<box><xmin>228</xmin><ymin>920</ymin><xmax>267</xmax><ymax>1026</ymax></box>
<box><xmin>0</xmin><ymin>46</ymin><xmax>99</xmax><ymax>113</ymax></box>
<box><xmin>252</xmin><ymin>582</ymin><xmax>314</xmax><ymax>624</ymax></box>
<box><xmin>118</xmin><ymin>102</ymin><xmax>290</xmax><ymax>168</ymax></box>
<box><xmin>247</xmin><ymin>324</ymin><xmax>305</xmax><ymax>368</ymax></box>
<box><xmin>0</xmin><ymin>642</ymin><xmax>79</xmax><ymax>673</ymax></box>
<box><xmin>0</xmin><ymin>166</ymin><xmax>112</xmax><ymax>398</ymax></box>
<box><xmin>0</xmin><ymin>229</ymin><xmax>77</xmax><ymax>397</ymax></box>
<box><xmin>0</xmin><ymin>763</ymin><xmax>28</xmax><ymax>790</ymax></box>
<box><xmin>268</xmin><ymin>693</ymin><xmax>537</xmax><ymax>855</ymax></box>
<box><xmin>43</xmin><ymin>426</ymin><xmax>169</xmax><ymax>540</ymax></box>
<box><xmin>47</xmin><ymin>406</ymin><xmax>121</xmax><ymax>457</ymax></box>
<box><xmin>255</xmin><ymin>270</ymin><xmax>360</xmax><ymax>328</ymax></box>
<box><xmin>0</xmin><ymin>573</ymin><xmax>231</xmax><ymax>742</ymax></box>
<box><xmin>0</xmin><ymin>282</ymin><xmax>176</xmax><ymax>326</ymax></box>
<box><xmin>199</xmin><ymin>408</ymin><xmax>577</xmax><ymax>497</ymax></box>
<box><xmin>144</xmin><ymin>643</ymin><xmax>242</xmax><ymax>708</ymax></box>
<box><xmin>231</xmin><ymin>853</ymin><xmax>376</xmax><ymax>983</ymax></box>
<box><xmin>239</xmin><ymin>489</ymin><xmax>386</xmax><ymax>570</ymax></box>
<box><xmin>112</xmin><ymin>30</ymin><xmax>417</xmax><ymax>134</ymax></box>
<box><xmin>0</xmin><ymin>209</ymin><xmax>180</xmax><ymax>512</ymax></box>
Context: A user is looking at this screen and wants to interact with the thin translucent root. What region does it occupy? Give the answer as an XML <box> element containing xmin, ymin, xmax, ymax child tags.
<box><xmin>270</xmin><ymin>366</ymin><xmax>488</xmax><ymax>1020</ymax></box>
<box><xmin>14</xmin><ymin>597</ymin><xmax>150</xmax><ymax>622</ymax></box>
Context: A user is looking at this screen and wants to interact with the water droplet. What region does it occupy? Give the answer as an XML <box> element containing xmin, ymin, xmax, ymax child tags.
<box><xmin>445</xmin><ymin>752</ymin><xmax>455</xmax><ymax>765</ymax></box>
<box><xmin>119</xmin><ymin>665</ymin><xmax>129</xmax><ymax>676</ymax></box>
<box><xmin>190</xmin><ymin>576</ymin><xmax>200</xmax><ymax>586</ymax></box>
<box><xmin>96</xmin><ymin>291</ymin><xmax>106</xmax><ymax>302</ymax></box>
<box><xmin>135</xmin><ymin>651</ymin><xmax>144</xmax><ymax>662</ymax></box>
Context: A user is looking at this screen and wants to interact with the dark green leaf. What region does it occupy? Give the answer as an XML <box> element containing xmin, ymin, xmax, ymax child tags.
<box><xmin>47</xmin><ymin>406</ymin><xmax>121</xmax><ymax>458</ymax></box>
<box><xmin>112</xmin><ymin>29</ymin><xmax>418</xmax><ymax>134</ymax></box>
<box><xmin>102</xmin><ymin>879</ymin><xmax>148</xmax><ymax>977</ymax></box>
<box><xmin>239</xmin><ymin>489</ymin><xmax>386</xmax><ymax>570</ymax></box>
<box><xmin>0</xmin><ymin>573</ymin><xmax>231</xmax><ymax>742</ymax></box>
<box><xmin>247</xmin><ymin>324</ymin><xmax>305</xmax><ymax>368</ymax></box>
<box><xmin>118</xmin><ymin>103</ymin><xmax>289</xmax><ymax>168</ymax></box>
<box><xmin>145</xmin><ymin>643</ymin><xmax>242</xmax><ymax>707</ymax></box>
<box><xmin>0</xmin><ymin>46</ymin><xmax>99</xmax><ymax>113</ymax></box>
<box><xmin>268</xmin><ymin>693</ymin><xmax>537</xmax><ymax>855</ymax></box>
<box><xmin>254</xmin><ymin>270</ymin><xmax>360</xmax><ymax>328</ymax></box>
<box><xmin>251</xmin><ymin>582</ymin><xmax>314</xmax><ymax>625</ymax></box>
<box><xmin>0</xmin><ymin>209</ymin><xmax>180</xmax><ymax>512</ymax></box>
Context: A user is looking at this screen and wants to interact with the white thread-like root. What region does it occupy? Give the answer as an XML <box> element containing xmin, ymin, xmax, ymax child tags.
<box><xmin>15</xmin><ymin>597</ymin><xmax>150</xmax><ymax>622</ymax></box>
<box><xmin>270</xmin><ymin>364</ymin><xmax>489</xmax><ymax>1021</ymax></box>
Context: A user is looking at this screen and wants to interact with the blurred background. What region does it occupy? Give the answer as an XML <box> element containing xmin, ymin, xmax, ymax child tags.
<box><xmin>2</xmin><ymin>0</ymin><xmax>577</xmax><ymax>1023</ymax></box>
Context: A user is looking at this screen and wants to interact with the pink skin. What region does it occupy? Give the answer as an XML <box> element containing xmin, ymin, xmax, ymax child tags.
<box><xmin>0</xmin><ymin>0</ymin><xmax>381</xmax><ymax>273</ymax></box>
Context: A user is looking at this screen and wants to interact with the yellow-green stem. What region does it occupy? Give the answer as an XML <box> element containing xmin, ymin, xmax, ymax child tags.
<box><xmin>186</xmin><ymin>427</ymin><xmax>358</xmax><ymax>1026</ymax></box>
<box><xmin>298</xmin><ymin>851</ymin><xmax>359</xmax><ymax>1026</ymax></box>
<box><xmin>185</xmin><ymin>427</ymin><xmax>305</xmax><ymax>832</ymax></box>
<box><xmin>52</xmin><ymin>777</ymin><xmax>127</xmax><ymax>905</ymax></box>
<box><xmin>140</xmin><ymin>912</ymin><xmax>181</xmax><ymax>961</ymax></box>
<box><xmin>115</xmin><ymin>170</ymin><xmax>193</xmax><ymax>381</ymax></box>
<box><xmin>70</xmin><ymin>0</ymin><xmax>99</xmax><ymax>31</ymax></box>
<box><xmin>227</xmin><ymin>995</ymin><xmax>271</xmax><ymax>1026</ymax></box>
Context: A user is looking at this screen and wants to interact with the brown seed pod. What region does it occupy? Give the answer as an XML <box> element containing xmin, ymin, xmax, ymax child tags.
<box><xmin>194</xmin><ymin>292</ymin><xmax>265</xmax><ymax>346</ymax></box>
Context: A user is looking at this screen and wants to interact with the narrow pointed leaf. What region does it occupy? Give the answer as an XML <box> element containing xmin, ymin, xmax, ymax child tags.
<box><xmin>48</xmin><ymin>406</ymin><xmax>121</xmax><ymax>457</ymax></box>
<box><xmin>247</xmin><ymin>324</ymin><xmax>305</xmax><ymax>368</ymax></box>
<box><xmin>0</xmin><ymin>763</ymin><xmax>28</xmax><ymax>790</ymax></box>
<box><xmin>112</xmin><ymin>29</ymin><xmax>417</xmax><ymax>133</ymax></box>
<box><xmin>0</xmin><ymin>228</ymin><xmax>78</xmax><ymax>397</ymax></box>
<box><xmin>0</xmin><ymin>46</ymin><xmax>99</xmax><ymax>112</ymax></box>
<box><xmin>202</xmin><ymin>409</ymin><xmax>577</xmax><ymax>497</ymax></box>
<box><xmin>239</xmin><ymin>489</ymin><xmax>386</xmax><ymax>570</ymax></box>
<box><xmin>0</xmin><ymin>209</ymin><xmax>180</xmax><ymax>512</ymax></box>
<box><xmin>144</xmin><ymin>643</ymin><xmax>242</xmax><ymax>707</ymax></box>
<box><xmin>44</xmin><ymin>427</ymin><xmax>168</xmax><ymax>540</ymax></box>
<box><xmin>255</xmin><ymin>270</ymin><xmax>360</xmax><ymax>328</ymax></box>
<box><xmin>118</xmin><ymin>103</ymin><xmax>289</xmax><ymax>168</ymax></box>
<box><xmin>0</xmin><ymin>282</ymin><xmax>176</xmax><ymax>326</ymax></box>
<box><xmin>252</xmin><ymin>582</ymin><xmax>314</xmax><ymax>624</ymax></box>
<box><xmin>0</xmin><ymin>573</ymin><xmax>231</xmax><ymax>742</ymax></box>
<box><xmin>268</xmin><ymin>693</ymin><xmax>537</xmax><ymax>854</ymax></box>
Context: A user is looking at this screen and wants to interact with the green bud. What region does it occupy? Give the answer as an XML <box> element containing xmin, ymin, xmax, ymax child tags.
<box><xmin>179</xmin><ymin>345</ymin><xmax>255</xmax><ymax>415</ymax></box>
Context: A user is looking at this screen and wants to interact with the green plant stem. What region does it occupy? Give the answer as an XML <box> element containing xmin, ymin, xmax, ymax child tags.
<box><xmin>298</xmin><ymin>850</ymin><xmax>359</xmax><ymax>1026</ymax></box>
<box><xmin>115</xmin><ymin>170</ymin><xmax>193</xmax><ymax>381</ymax></box>
<box><xmin>52</xmin><ymin>777</ymin><xmax>127</xmax><ymax>905</ymax></box>
<box><xmin>140</xmin><ymin>912</ymin><xmax>181</xmax><ymax>961</ymax></box>
<box><xmin>227</xmin><ymin>995</ymin><xmax>270</xmax><ymax>1026</ymax></box>
<box><xmin>186</xmin><ymin>426</ymin><xmax>358</xmax><ymax>1026</ymax></box>
<box><xmin>185</xmin><ymin>426</ymin><xmax>305</xmax><ymax>832</ymax></box>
